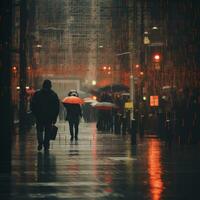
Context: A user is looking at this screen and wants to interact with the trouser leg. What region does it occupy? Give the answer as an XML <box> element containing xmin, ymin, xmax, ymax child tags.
<box><xmin>69</xmin><ymin>121</ymin><xmax>74</xmax><ymax>139</ymax></box>
<box><xmin>36</xmin><ymin>122</ymin><xmax>44</xmax><ymax>145</ymax></box>
<box><xmin>74</xmin><ymin>122</ymin><xmax>79</xmax><ymax>140</ymax></box>
<box><xmin>44</xmin><ymin>123</ymin><xmax>51</xmax><ymax>149</ymax></box>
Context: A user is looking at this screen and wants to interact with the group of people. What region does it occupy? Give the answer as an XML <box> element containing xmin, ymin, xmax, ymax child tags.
<box><xmin>30</xmin><ymin>79</ymin><xmax>82</xmax><ymax>151</ymax></box>
<box><xmin>96</xmin><ymin>92</ymin><xmax>128</xmax><ymax>133</ymax></box>
<box><xmin>30</xmin><ymin>79</ymin><xmax>200</xmax><ymax>151</ymax></box>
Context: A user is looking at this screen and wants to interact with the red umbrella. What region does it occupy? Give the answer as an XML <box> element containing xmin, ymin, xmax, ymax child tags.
<box><xmin>62</xmin><ymin>96</ymin><xmax>84</xmax><ymax>105</ymax></box>
<box><xmin>91</xmin><ymin>101</ymin><xmax>118</xmax><ymax>110</ymax></box>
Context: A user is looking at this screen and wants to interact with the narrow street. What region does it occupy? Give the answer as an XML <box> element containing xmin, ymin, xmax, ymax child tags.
<box><xmin>0</xmin><ymin>1</ymin><xmax>200</xmax><ymax>199</ymax></box>
<box><xmin>6</xmin><ymin>121</ymin><xmax>200</xmax><ymax>199</ymax></box>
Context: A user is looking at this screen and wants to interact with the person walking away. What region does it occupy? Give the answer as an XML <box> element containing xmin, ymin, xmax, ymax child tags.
<box><xmin>30</xmin><ymin>80</ymin><xmax>60</xmax><ymax>151</ymax></box>
<box><xmin>63</xmin><ymin>94</ymin><xmax>82</xmax><ymax>142</ymax></box>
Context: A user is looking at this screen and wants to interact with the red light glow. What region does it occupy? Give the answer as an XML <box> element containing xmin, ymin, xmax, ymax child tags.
<box><xmin>135</xmin><ymin>64</ymin><xmax>140</xmax><ymax>68</ymax></box>
<box><xmin>103</xmin><ymin>66</ymin><xmax>107</xmax><ymax>70</ymax></box>
<box><xmin>153</xmin><ymin>54</ymin><xmax>160</xmax><ymax>61</ymax></box>
<box><xmin>148</xmin><ymin>140</ymin><xmax>164</xmax><ymax>200</ymax></box>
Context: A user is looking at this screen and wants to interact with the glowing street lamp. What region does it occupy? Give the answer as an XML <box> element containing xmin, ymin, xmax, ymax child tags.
<box><xmin>102</xmin><ymin>66</ymin><xmax>107</xmax><ymax>70</ymax></box>
<box><xmin>140</xmin><ymin>71</ymin><xmax>144</xmax><ymax>76</ymax></box>
<box><xmin>92</xmin><ymin>80</ymin><xmax>96</xmax><ymax>86</ymax></box>
<box><xmin>135</xmin><ymin>64</ymin><xmax>140</xmax><ymax>68</ymax></box>
<box><xmin>116</xmin><ymin>51</ymin><xmax>135</xmax><ymax>130</ymax></box>
<box><xmin>152</xmin><ymin>26</ymin><xmax>158</xmax><ymax>30</ymax></box>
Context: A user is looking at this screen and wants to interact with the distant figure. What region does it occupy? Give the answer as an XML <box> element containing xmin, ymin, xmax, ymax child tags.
<box><xmin>63</xmin><ymin>93</ymin><xmax>82</xmax><ymax>142</ymax></box>
<box><xmin>68</xmin><ymin>89</ymin><xmax>79</xmax><ymax>97</ymax></box>
<box><xmin>30</xmin><ymin>80</ymin><xmax>60</xmax><ymax>151</ymax></box>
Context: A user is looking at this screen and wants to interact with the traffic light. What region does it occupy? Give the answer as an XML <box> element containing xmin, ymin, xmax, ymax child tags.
<box><xmin>153</xmin><ymin>53</ymin><xmax>161</xmax><ymax>62</ymax></box>
<box><xmin>152</xmin><ymin>53</ymin><xmax>161</xmax><ymax>70</ymax></box>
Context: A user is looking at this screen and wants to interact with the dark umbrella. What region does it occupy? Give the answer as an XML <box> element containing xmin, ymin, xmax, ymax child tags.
<box><xmin>91</xmin><ymin>101</ymin><xmax>118</xmax><ymax>110</ymax></box>
<box><xmin>98</xmin><ymin>84</ymin><xmax>129</xmax><ymax>93</ymax></box>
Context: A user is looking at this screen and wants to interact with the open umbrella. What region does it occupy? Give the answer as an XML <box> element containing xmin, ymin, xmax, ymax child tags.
<box><xmin>98</xmin><ymin>84</ymin><xmax>129</xmax><ymax>93</ymax></box>
<box><xmin>62</xmin><ymin>96</ymin><xmax>84</xmax><ymax>105</ymax></box>
<box><xmin>91</xmin><ymin>101</ymin><xmax>118</xmax><ymax>110</ymax></box>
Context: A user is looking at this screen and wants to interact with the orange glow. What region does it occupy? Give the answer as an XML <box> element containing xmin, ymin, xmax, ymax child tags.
<box><xmin>27</xmin><ymin>66</ymin><xmax>31</xmax><ymax>70</ymax></box>
<box><xmin>153</xmin><ymin>54</ymin><xmax>161</xmax><ymax>62</ymax></box>
<box><xmin>96</xmin><ymin>79</ymin><xmax>112</xmax><ymax>87</ymax></box>
<box><xmin>135</xmin><ymin>64</ymin><xmax>140</xmax><ymax>68</ymax></box>
<box><xmin>148</xmin><ymin>140</ymin><xmax>164</xmax><ymax>200</ymax></box>
<box><xmin>12</xmin><ymin>66</ymin><xmax>17</xmax><ymax>72</ymax></box>
<box><xmin>92</xmin><ymin>95</ymin><xmax>97</xmax><ymax>100</ymax></box>
<box><xmin>103</xmin><ymin>66</ymin><xmax>107</xmax><ymax>70</ymax></box>
<box><xmin>150</xmin><ymin>96</ymin><xmax>159</xmax><ymax>107</ymax></box>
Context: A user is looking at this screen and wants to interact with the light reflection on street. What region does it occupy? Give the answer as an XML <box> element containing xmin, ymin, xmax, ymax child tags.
<box><xmin>11</xmin><ymin>122</ymin><xmax>200</xmax><ymax>199</ymax></box>
<box><xmin>91</xmin><ymin>122</ymin><xmax>114</xmax><ymax>194</ymax></box>
<box><xmin>91</xmin><ymin>122</ymin><xmax>98</xmax><ymax>178</ymax></box>
<box><xmin>148</xmin><ymin>139</ymin><xmax>164</xmax><ymax>200</ymax></box>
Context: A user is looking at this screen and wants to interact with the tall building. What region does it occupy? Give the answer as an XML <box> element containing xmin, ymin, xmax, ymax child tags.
<box><xmin>32</xmin><ymin>0</ymin><xmax>118</xmax><ymax>95</ymax></box>
<box><xmin>11</xmin><ymin>0</ymin><xmax>143</xmax><ymax>96</ymax></box>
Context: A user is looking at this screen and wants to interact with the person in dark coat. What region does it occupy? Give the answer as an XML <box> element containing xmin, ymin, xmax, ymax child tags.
<box><xmin>63</xmin><ymin>94</ymin><xmax>82</xmax><ymax>142</ymax></box>
<box><xmin>30</xmin><ymin>80</ymin><xmax>60</xmax><ymax>151</ymax></box>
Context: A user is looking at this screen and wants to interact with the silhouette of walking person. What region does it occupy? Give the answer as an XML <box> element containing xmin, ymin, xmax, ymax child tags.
<box><xmin>30</xmin><ymin>80</ymin><xmax>60</xmax><ymax>151</ymax></box>
<box><xmin>63</xmin><ymin>91</ymin><xmax>82</xmax><ymax>143</ymax></box>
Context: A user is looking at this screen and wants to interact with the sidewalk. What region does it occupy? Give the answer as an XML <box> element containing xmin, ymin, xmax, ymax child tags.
<box><xmin>7</xmin><ymin>121</ymin><xmax>200</xmax><ymax>199</ymax></box>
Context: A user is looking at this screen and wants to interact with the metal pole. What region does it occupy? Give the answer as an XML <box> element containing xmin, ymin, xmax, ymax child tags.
<box><xmin>129</xmin><ymin>53</ymin><xmax>136</xmax><ymax>144</ymax></box>
<box><xmin>116</xmin><ymin>51</ymin><xmax>136</xmax><ymax>138</ymax></box>
<box><xmin>116</xmin><ymin>51</ymin><xmax>135</xmax><ymax>118</ymax></box>
<box><xmin>19</xmin><ymin>0</ymin><xmax>27</xmax><ymax>130</ymax></box>
<box><xmin>129</xmin><ymin>53</ymin><xmax>135</xmax><ymax>120</ymax></box>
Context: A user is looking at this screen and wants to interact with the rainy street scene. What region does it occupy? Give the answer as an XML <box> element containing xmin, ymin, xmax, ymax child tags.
<box><xmin>1</xmin><ymin>0</ymin><xmax>200</xmax><ymax>199</ymax></box>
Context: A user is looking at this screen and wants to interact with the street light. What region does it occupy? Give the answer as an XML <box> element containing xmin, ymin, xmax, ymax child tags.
<box><xmin>116</xmin><ymin>51</ymin><xmax>135</xmax><ymax>108</ymax></box>
<box><xmin>92</xmin><ymin>80</ymin><xmax>96</xmax><ymax>86</ymax></box>
<box><xmin>152</xmin><ymin>26</ymin><xmax>158</xmax><ymax>30</ymax></box>
<box><xmin>135</xmin><ymin>64</ymin><xmax>140</xmax><ymax>68</ymax></box>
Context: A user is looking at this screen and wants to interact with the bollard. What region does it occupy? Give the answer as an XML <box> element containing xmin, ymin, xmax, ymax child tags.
<box><xmin>130</xmin><ymin>118</ymin><xmax>137</xmax><ymax>144</ymax></box>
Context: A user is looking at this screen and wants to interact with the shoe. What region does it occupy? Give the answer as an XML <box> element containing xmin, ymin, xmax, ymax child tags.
<box><xmin>44</xmin><ymin>144</ymin><xmax>49</xmax><ymax>151</ymax></box>
<box><xmin>44</xmin><ymin>147</ymin><xmax>49</xmax><ymax>152</ymax></box>
<box><xmin>37</xmin><ymin>144</ymin><xmax>42</xmax><ymax>151</ymax></box>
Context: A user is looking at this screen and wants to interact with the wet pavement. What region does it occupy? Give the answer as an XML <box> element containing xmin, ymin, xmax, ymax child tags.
<box><xmin>1</xmin><ymin>121</ymin><xmax>200</xmax><ymax>199</ymax></box>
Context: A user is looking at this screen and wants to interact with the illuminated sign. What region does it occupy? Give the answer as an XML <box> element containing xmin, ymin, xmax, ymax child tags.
<box><xmin>150</xmin><ymin>96</ymin><xmax>159</xmax><ymax>107</ymax></box>
<box><xmin>125</xmin><ymin>102</ymin><xmax>133</xmax><ymax>109</ymax></box>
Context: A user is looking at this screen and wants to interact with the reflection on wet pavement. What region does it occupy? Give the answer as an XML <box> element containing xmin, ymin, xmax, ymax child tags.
<box><xmin>148</xmin><ymin>140</ymin><xmax>164</xmax><ymax>200</ymax></box>
<box><xmin>6</xmin><ymin>122</ymin><xmax>200</xmax><ymax>199</ymax></box>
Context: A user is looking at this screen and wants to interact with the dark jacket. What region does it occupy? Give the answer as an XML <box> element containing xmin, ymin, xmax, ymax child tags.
<box><xmin>64</xmin><ymin>104</ymin><xmax>82</xmax><ymax>123</ymax></box>
<box><xmin>30</xmin><ymin>88</ymin><xmax>60</xmax><ymax>123</ymax></box>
